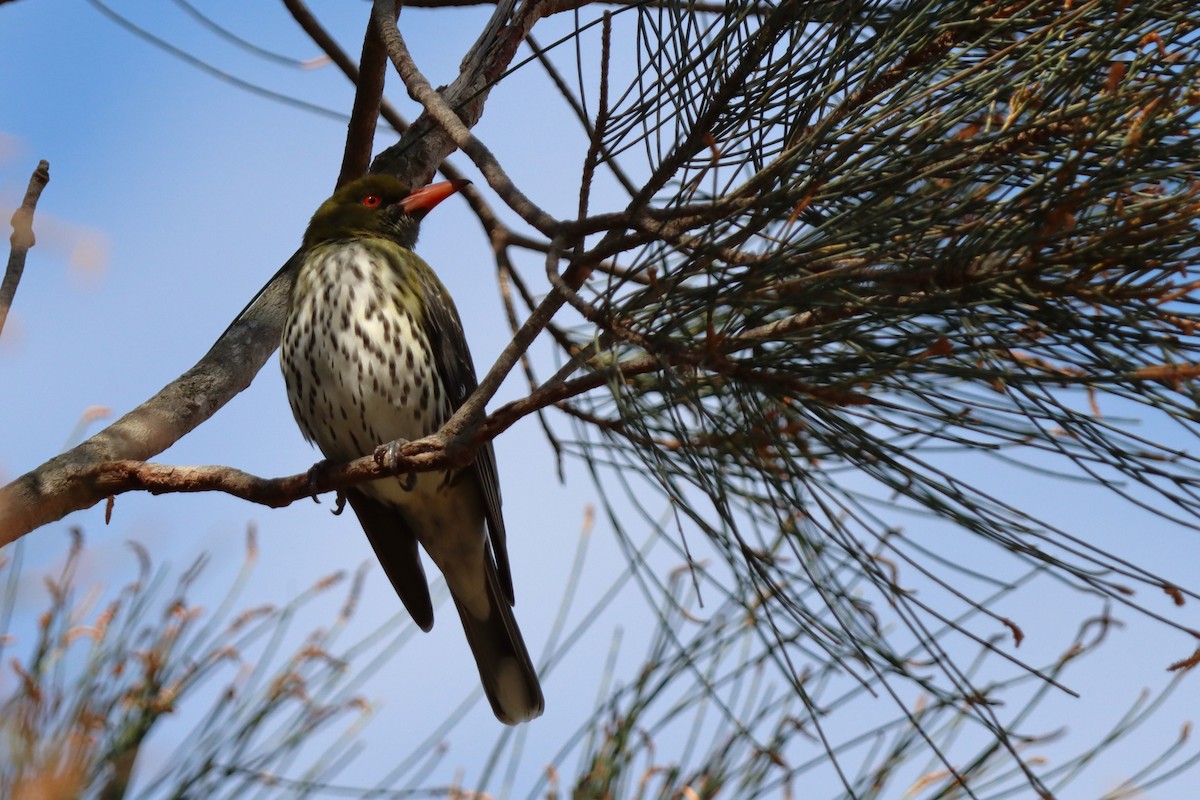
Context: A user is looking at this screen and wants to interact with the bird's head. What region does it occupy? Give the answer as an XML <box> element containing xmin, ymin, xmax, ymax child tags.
<box><xmin>303</xmin><ymin>174</ymin><xmax>469</xmax><ymax>250</ymax></box>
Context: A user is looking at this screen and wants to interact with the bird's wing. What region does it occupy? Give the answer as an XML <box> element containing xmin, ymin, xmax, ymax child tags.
<box><xmin>417</xmin><ymin>264</ymin><xmax>515</xmax><ymax>605</ymax></box>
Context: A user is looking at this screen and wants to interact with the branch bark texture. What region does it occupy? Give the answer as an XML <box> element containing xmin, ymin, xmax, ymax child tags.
<box><xmin>0</xmin><ymin>1</ymin><xmax>543</xmax><ymax>545</ymax></box>
<box><xmin>1</xmin><ymin>160</ymin><xmax>50</xmax><ymax>339</ymax></box>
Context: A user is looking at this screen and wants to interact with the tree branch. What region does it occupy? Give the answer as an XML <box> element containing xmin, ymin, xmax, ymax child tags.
<box><xmin>370</xmin><ymin>0</ymin><xmax>560</xmax><ymax>235</ymax></box>
<box><xmin>336</xmin><ymin>8</ymin><xmax>392</xmax><ymax>187</ymax></box>
<box><xmin>0</xmin><ymin>1</ymin><xmax>575</xmax><ymax>546</ymax></box>
<box><xmin>282</xmin><ymin>0</ymin><xmax>400</xmax><ymax>188</ymax></box>
<box><xmin>79</xmin><ymin>351</ymin><xmax>651</xmax><ymax>508</ymax></box>
<box><xmin>1</xmin><ymin>160</ymin><xmax>50</xmax><ymax>339</ymax></box>
<box><xmin>0</xmin><ymin>252</ymin><xmax>297</xmax><ymax>545</ymax></box>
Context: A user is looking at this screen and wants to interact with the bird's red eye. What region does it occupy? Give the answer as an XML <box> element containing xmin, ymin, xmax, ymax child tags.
<box><xmin>362</xmin><ymin>194</ymin><xmax>382</xmax><ymax>208</ymax></box>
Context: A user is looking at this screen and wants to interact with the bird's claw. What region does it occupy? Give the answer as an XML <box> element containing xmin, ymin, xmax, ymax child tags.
<box><xmin>303</xmin><ymin>462</ymin><xmax>348</xmax><ymax>513</ymax></box>
<box><xmin>306</xmin><ymin>459</ymin><xmax>331</xmax><ymax>500</ymax></box>
<box><xmin>375</xmin><ymin>439</ymin><xmax>417</xmax><ymax>492</ymax></box>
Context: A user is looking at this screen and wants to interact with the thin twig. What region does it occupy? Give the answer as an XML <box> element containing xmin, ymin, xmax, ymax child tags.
<box><xmin>0</xmin><ymin>0</ymin><xmax>566</xmax><ymax>546</ymax></box>
<box><xmin>370</xmin><ymin>0</ymin><xmax>560</xmax><ymax>235</ymax></box>
<box><xmin>1</xmin><ymin>160</ymin><xmax>50</xmax><ymax>339</ymax></box>
<box><xmin>494</xmin><ymin>243</ymin><xmax>566</xmax><ymax>477</ymax></box>
<box><xmin>527</xmin><ymin>31</ymin><xmax>638</xmax><ymax>197</ymax></box>
<box><xmin>576</xmin><ymin>13</ymin><xmax>611</xmax><ymax>224</ymax></box>
<box><xmin>88</xmin><ymin>0</ymin><xmax>351</xmax><ymax>123</ymax></box>
<box><xmin>337</xmin><ymin>7</ymin><xmax>393</xmax><ymax>187</ymax></box>
<box><xmin>173</xmin><ymin>0</ymin><xmax>309</xmax><ymax>67</ymax></box>
<box><xmin>78</xmin><ymin>349</ymin><xmax>660</xmax><ymax>509</ymax></box>
<box><xmin>369</xmin><ymin>0</ymin><xmax>578</xmax><ymax>451</ymax></box>
<box><xmin>282</xmin><ymin>0</ymin><xmax>411</xmax><ymax>136</ymax></box>
<box><xmin>281</xmin><ymin>0</ymin><xmax>500</xmax><ymax>228</ymax></box>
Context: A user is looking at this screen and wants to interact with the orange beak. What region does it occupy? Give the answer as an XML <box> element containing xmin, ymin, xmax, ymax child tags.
<box><xmin>400</xmin><ymin>179</ymin><xmax>470</xmax><ymax>214</ymax></box>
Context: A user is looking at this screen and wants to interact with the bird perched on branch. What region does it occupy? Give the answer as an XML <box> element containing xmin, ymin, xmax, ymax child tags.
<box><xmin>280</xmin><ymin>174</ymin><xmax>543</xmax><ymax>724</ymax></box>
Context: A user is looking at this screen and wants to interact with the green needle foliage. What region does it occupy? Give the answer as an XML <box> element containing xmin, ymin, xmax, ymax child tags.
<box><xmin>24</xmin><ymin>0</ymin><xmax>1200</xmax><ymax>796</ymax></box>
<box><xmin>546</xmin><ymin>0</ymin><xmax>1200</xmax><ymax>794</ymax></box>
<box><xmin>556</xmin><ymin>567</ymin><xmax>1197</xmax><ymax>799</ymax></box>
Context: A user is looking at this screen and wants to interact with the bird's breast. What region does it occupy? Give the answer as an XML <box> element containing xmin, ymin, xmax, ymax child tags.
<box><xmin>281</xmin><ymin>241</ymin><xmax>453</xmax><ymax>472</ymax></box>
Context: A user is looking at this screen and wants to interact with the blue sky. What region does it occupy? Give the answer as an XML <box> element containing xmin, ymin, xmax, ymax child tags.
<box><xmin>0</xmin><ymin>0</ymin><xmax>632</xmax><ymax>790</ymax></box>
<box><xmin>1</xmin><ymin>2</ymin><xmax>1198</xmax><ymax>797</ymax></box>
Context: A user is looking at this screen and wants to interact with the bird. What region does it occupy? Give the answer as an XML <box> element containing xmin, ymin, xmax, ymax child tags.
<box><xmin>280</xmin><ymin>174</ymin><xmax>544</xmax><ymax>724</ymax></box>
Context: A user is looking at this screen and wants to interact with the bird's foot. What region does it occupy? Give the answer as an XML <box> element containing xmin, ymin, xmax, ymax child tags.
<box><xmin>305</xmin><ymin>459</ymin><xmax>332</xmax><ymax>500</ymax></box>
<box><xmin>375</xmin><ymin>439</ymin><xmax>417</xmax><ymax>492</ymax></box>
<box><xmin>303</xmin><ymin>461</ymin><xmax>347</xmax><ymax>513</ymax></box>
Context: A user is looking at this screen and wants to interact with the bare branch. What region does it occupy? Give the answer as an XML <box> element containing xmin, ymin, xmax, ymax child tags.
<box><xmin>576</xmin><ymin>13</ymin><xmax>612</xmax><ymax>223</ymax></box>
<box><xmin>282</xmin><ymin>0</ymin><xmax>401</xmax><ymax>188</ymax></box>
<box><xmin>1</xmin><ymin>160</ymin><xmax>49</xmax><ymax>339</ymax></box>
<box><xmin>526</xmin><ymin>31</ymin><xmax>639</xmax><ymax>197</ymax></box>
<box><xmin>0</xmin><ymin>0</ymin><xmax>573</xmax><ymax>545</ymax></box>
<box><xmin>0</xmin><ymin>252</ymin><xmax>297</xmax><ymax>545</ymax></box>
<box><xmin>370</xmin><ymin>0</ymin><xmax>560</xmax><ymax>234</ymax></box>
<box><xmin>279</xmin><ymin>0</ymin><xmax>503</xmax><ymax>235</ymax></box>
<box><xmin>337</xmin><ymin>9</ymin><xmax>391</xmax><ymax>187</ymax></box>
<box><xmin>76</xmin><ymin>354</ymin><xmax>644</xmax><ymax>509</ymax></box>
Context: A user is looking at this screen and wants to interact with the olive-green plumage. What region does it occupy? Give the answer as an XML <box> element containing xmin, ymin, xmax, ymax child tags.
<box><xmin>281</xmin><ymin>175</ymin><xmax>543</xmax><ymax>724</ymax></box>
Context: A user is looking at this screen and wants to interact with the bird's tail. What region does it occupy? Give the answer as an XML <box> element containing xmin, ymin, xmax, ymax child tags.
<box><xmin>452</xmin><ymin>556</ymin><xmax>544</xmax><ymax>725</ymax></box>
